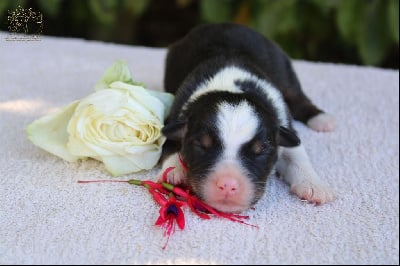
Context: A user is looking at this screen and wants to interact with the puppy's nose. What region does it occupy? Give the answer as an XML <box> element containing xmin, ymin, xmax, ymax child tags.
<box><xmin>216</xmin><ymin>176</ymin><xmax>239</xmax><ymax>195</ymax></box>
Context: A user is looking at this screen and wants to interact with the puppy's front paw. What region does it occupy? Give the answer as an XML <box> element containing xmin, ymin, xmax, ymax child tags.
<box><xmin>290</xmin><ymin>180</ymin><xmax>334</xmax><ymax>205</ymax></box>
<box><xmin>158</xmin><ymin>166</ymin><xmax>187</xmax><ymax>185</ymax></box>
<box><xmin>307</xmin><ymin>113</ymin><xmax>337</xmax><ymax>132</ymax></box>
<box><xmin>157</xmin><ymin>153</ymin><xmax>187</xmax><ymax>185</ymax></box>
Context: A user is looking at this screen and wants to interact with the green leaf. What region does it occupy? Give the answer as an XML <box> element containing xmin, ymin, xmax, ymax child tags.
<box><xmin>276</xmin><ymin>1</ymin><xmax>297</xmax><ymax>34</ymax></box>
<box><xmin>123</xmin><ymin>0</ymin><xmax>150</xmax><ymax>16</ymax></box>
<box><xmin>388</xmin><ymin>0</ymin><xmax>399</xmax><ymax>44</ymax></box>
<box><xmin>89</xmin><ymin>0</ymin><xmax>117</xmax><ymax>25</ymax></box>
<box><xmin>336</xmin><ymin>0</ymin><xmax>365</xmax><ymax>45</ymax></box>
<box><xmin>251</xmin><ymin>0</ymin><xmax>282</xmax><ymax>38</ymax></box>
<box><xmin>358</xmin><ymin>0</ymin><xmax>392</xmax><ymax>65</ymax></box>
<box><xmin>38</xmin><ymin>0</ymin><xmax>62</xmax><ymax>17</ymax></box>
<box><xmin>69</xmin><ymin>0</ymin><xmax>88</xmax><ymax>22</ymax></box>
<box><xmin>200</xmin><ymin>0</ymin><xmax>235</xmax><ymax>23</ymax></box>
<box><xmin>310</xmin><ymin>0</ymin><xmax>339</xmax><ymax>15</ymax></box>
<box><xmin>0</xmin><ymin>0</ymin><xmax>11</xmax><ymax>19</ymax></box>
<box><xmin>94</xmin><ymin>60</ymin><xmax>133</xmax><ymax>91</ymax></box>
<box><xmin>0</xmin><ymin>0</ymin><xmax>26</xmax><ymax>19</ymax></box>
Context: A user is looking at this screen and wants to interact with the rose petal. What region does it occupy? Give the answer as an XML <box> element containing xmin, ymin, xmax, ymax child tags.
<box><xmin>109</xmin><ymin>81</ymin><xmax>167</xmax><ymax>121</ymax></box>
<box><xmin>26</xmin><ymin>100</ymin><xmax>85</xmax><ymax>162</ymax></box>
<box><xmin>147</xmin><ymin>89</ymin><xmax>174</xmax><ymax>118</ymax></box>
<box><xmin>100</xmin><ymin>143</ymin><xmax>164</xmax><ymax>176</ymax></box>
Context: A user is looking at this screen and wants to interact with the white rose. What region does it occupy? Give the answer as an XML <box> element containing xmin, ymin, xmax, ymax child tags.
<box><xmin>26</xmin><ymin>61</ymin><xmax>174</xmax><ymax>176</ymax></box>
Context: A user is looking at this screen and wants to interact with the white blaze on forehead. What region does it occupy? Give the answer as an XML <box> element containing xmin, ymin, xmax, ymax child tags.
<box><xmin>189</xmin><ymin>67</ymin><xmax>245</xmax><ymax>102</ymax></box>
<box><xmin>185</xmin><ymin>66</ymin><xmax>289</xmax><ymax>126</ymax></box>
<box><xmin>216</xmin><ymin>101</ymin><xmax>259</xmax><ymax>160</ymax></box>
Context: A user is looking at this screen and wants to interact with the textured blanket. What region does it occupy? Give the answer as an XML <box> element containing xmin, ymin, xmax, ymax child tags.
<box><xmin>0</xmin><ymin>32</ymin><xmax>398</xmax><ymax>265</ymax></box>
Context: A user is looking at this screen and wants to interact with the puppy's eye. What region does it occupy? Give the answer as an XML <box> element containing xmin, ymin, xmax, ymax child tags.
<box><xmin>200</xmin><ymin>134</ymin><xmax>213</xmax><ymax>149</ymax></box>
<box><xmin>194</xmin><ymin>134</ymin><xmax>213</xmax><ymax>150</ymax></box>
<box><xmin>250</xmin><ymin>140</ymin><xmax>267</xmax><ymax>155</ymax></box>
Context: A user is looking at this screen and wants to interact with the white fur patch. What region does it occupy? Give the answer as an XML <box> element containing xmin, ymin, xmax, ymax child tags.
<box><xmin>276</xmin><ymin>145</ymin><xmax>334</xmax><ymax>204</ymax></box>
<box><xmin>157</xmin><ymin>153</ymin><xmax>187</xmax><ymax>185</ymax></box>
<box><xmin>189</xmin><ymin>67</ymin><xmax>244</xmax><ymax>101</ymax></box>
<box><xmin>307</xmin><ymin>113</ymin><xmax>337</xmax><ymax>132</ymax></box>
<box><xmin>216</xmin><ymin>101</ymin><xmax>259</xmax><ymax>160</ymax></box>
<box><xmin>186</xmin><ymin>66</ymin><xmax>289</xmax><ymax>126</ymax></box>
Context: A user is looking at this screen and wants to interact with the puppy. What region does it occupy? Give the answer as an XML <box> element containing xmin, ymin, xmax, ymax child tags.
<box><xmin>158</xmin><ymin>23</ymin><xmax>336</xmax><ymax>213</ymax></box>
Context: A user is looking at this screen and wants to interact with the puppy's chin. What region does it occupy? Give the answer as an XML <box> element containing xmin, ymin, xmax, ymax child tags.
<box><xmin>204</xmin><ymin>199</ymin><xmax>251</xmax><ymax>213</ymax></box>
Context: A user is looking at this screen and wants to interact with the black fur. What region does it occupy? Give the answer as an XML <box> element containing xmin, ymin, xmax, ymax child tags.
<box><xmin>160</xmin><ymin>23</ymin><xmax>323</xmax><ymax>206</ymax></box>
<box><xmin>164</xmin><ymin>23</ymin><xmax>323</xmax><ymax>124</ymax></box>
<box><xmin>179</xmin><ymin>92</ymin><xmax>280</xmax><ymax>201</ymax></box>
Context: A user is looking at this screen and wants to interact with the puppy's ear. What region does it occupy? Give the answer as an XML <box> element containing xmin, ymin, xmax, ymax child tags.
<box><xmin>278</xmin><ymin>126</ymin><xmax>300</xmax><ymax>147</ymax></box>
<box><xmin>162</xmin><ymin>120</ymin><xmax>187</xmax><ymax>141</ymax></box>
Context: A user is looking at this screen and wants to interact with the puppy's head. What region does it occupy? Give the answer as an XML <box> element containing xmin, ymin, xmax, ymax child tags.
<box><xmin>163</xmin><ymin>92</ymin><xmax>299</xmax><ymax>213</ymax></box>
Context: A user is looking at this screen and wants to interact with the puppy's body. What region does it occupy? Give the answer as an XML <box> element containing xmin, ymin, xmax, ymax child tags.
<box><xmin>159</xmin><ymin>23</ymin><xmax>335</xmax><ymax>213</ymax></box>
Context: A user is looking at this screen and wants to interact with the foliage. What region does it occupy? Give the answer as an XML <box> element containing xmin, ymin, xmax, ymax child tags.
<box><xmin>0</xmin><ymin>0</ymin><xmax>398</xmax><ymax>68</ymax></box>
<box><xmin>200</xmin><ymin>0</ymin><xmax>399</xmax><ymax>67</ymax></box>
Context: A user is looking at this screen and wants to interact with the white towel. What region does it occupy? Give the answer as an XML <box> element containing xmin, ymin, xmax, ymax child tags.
<box><xmin>0</xmin><ymin>32</ymin><xmax>398</xmax><ymax>264</ymax></box>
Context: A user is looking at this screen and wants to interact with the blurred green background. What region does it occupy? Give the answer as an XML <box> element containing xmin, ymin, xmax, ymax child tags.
<box><xmin>1</xmin><ymin>0</ymin><xmax>398</xmax><ymax>69</ymax></box>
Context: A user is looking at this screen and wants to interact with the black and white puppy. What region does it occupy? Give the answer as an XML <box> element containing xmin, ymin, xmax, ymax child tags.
<box><xmin>158</xmin><ymin>23</ymin><xmax>336</xmax><ymax>213</ymax></box>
